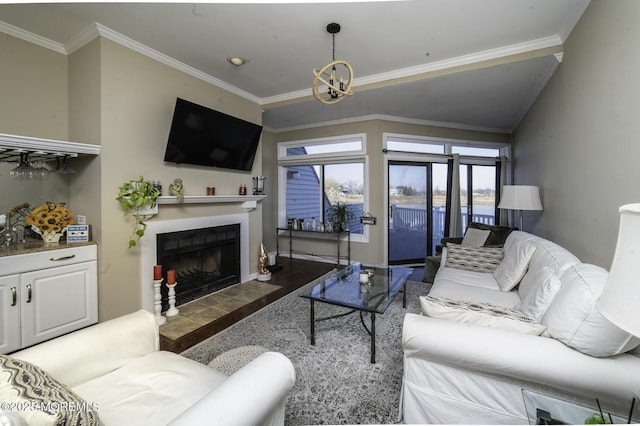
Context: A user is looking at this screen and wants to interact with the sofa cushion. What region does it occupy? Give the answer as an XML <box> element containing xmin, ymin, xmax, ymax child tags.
<box><xmin>542</xmin><ymin>264</ymin><xmax>640</xmax><ymax>357</ymax></box>
<box><xmin>431</xmin><ymin>266</ymin><xmax>521</xmax><ymax>309</ymax></box>
<box><xmin>493</xmin><ymin>239</ymin><xmax>537</xmax><ymax>291</ymax></box>
<box><xmin>444</xmin><ymin>245</ymin><xmax>504</xmax><ymax>273</ymax></box>
<box><xmin>420</xmin><ymin>296</ymin><xmax>547</xmax><ymax>335</ymax></box>
<box><xmin>72</xmin><ymin>350</ymin><xmax>228</xmax><ymax>425</ymax></box>
<box><xmin>529</xmin><ymin>240</ymin><xmax>581</xmax><ymax>276</ymax></box>
<box><xmin>461</xmin><ymin>228</ymin><xmax>490</xmax><ymax>247</ymax></box>
<box><xmin>514</xmin><ymin>267</ymin><xmax>562</xmax><ymax>321</ymax></box>
<box><xmin>0</xmin><ymin>355</ymin><xmax>101</xmax><ymax>425</ymax></box>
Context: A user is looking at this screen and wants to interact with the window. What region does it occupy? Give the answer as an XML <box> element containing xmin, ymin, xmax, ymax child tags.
<box><xmin>279</xmin><ymin>135</ymin><xmax>367</xmax><ymax>239</ymax></box>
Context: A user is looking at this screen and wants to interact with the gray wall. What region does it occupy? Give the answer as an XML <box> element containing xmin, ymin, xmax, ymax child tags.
<box><xmin>514</xmin><ymin>0</ymin><xmax>640</xmax><ymax>267</ymax></box>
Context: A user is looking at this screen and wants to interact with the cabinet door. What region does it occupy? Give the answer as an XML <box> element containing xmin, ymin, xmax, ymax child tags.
<box><xmin>0</xmin><ymin>274</ymin><xmax>21</xmax><ymax>354</ymax></box>
<box><xmin>20</xmin><ymin>260</ymin><xmax>98</xmax><ymax>348</ymax></box>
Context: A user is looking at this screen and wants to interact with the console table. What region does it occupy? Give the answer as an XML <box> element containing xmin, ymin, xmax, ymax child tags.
<box><xmin>276</xmin><ymin>227</ymin><xmax>350</xmax><ymax>265</ymax></box>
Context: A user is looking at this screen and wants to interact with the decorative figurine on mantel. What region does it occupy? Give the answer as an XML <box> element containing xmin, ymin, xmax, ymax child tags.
<box><xmin>169</xmin><ymin>178</ymin><xmax>184</xmax><ymax>203</ymax></box>
<box><xmin>257</xmin><ymin>243</ymin><xmax>271</xmax><ymax>281</ymax></box>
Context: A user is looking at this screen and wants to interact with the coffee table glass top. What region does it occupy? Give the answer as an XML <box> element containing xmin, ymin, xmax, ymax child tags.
<box><xmin>299</xmin><ymin>262</ymin><xmax>413</xmax><ymax>314</ymax></box>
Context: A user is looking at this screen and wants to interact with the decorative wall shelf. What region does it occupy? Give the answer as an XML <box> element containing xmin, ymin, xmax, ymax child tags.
<box><xmin>0</xmin><ymin>133</ymin><xmax>101</xmax><ymax>163</ymax></box>
<box><xmin>157</xmin><ymin>195</ymin><xmax>266</xmax><ymax>212</ymax></box>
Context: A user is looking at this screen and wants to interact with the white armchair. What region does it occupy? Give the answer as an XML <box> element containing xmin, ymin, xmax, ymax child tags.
<box><xmin>7</xmin><ymin>310</ymin><xmax>295</xmax><ymax>426</ymax></box>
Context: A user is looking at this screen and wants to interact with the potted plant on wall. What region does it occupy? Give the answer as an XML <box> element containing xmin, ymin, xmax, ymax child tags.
<box><xmin>327</xmin><ymin>202</ymin><xmax>355</xmax><ymax>232</ymax></box>
<box><xmin>116</xmin><ymin>176</ymin><xmax>160</xmax><ymax>248</ymax></box>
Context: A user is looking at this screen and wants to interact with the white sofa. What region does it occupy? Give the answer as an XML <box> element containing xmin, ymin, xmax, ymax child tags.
<box><xmin>402</xmin><ymin>231</ymin><xmax>640</xmax><ymax>424</ymax></box>
<box><xmin>1</xmin><ymin>310</ymin><xmax>295</xmax><ymax>426</ymax></box>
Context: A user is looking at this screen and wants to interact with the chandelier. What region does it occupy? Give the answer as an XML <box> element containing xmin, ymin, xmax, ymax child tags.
<box><xmin>312</xmin><ymin>23</ymin><xmax>354</xmax><ymax>105</ymax></box>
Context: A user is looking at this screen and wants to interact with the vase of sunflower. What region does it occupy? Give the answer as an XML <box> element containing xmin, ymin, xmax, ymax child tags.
<box><xmin>26</xmin><ymin>202</ymin><xmax>74</xmax><ymax>244</ymax></box>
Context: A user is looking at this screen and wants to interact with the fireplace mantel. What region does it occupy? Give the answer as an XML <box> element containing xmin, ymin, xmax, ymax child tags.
<box><xmin>157</xmin><ymin>195</ymin><xmax>266</xmax><ymax>211</ymax></box>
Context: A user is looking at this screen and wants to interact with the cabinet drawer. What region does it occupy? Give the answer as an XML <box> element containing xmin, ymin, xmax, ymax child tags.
<box><xmin>0</xmin><ymin>245</ymin><xmax>97</xmax><ymax>275</ymax></box>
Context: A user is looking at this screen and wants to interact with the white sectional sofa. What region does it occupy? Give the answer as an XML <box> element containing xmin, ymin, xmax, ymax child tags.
<box><xmin>1</xmin><ymin>310</ymin><xmax>295</xmax><ymax>426</ymax></box>
<box><xmin>401</xmin><ymin>231</ymin><xmax>640</xmax><ymax>424</ymax></box>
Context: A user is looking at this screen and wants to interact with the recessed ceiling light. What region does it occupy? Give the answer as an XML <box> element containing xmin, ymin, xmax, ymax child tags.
<box><xmin>227</xmin><ymin>57</ymin><xmax>248</xmax><ymax>66</ymax></box>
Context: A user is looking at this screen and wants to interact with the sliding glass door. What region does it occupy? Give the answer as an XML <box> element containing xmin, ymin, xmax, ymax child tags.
<box><xmin>388</xmin><ymin>161</ymin><xmax>447</xmax><ymax>264</ymax></box>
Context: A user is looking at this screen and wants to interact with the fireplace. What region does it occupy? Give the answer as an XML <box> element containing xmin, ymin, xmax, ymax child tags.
<box><xmin>140</xmin><ymin>214</ymin><xmax>250</xmax><ymax>313</ymax></box>
<box><xmin>157</xmin><ymin>224</ymin><xmax>240</xmax><ymax>310</ymax></box>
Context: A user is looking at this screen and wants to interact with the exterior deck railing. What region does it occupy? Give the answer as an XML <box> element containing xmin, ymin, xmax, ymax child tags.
<box><xmin>391</xmin><ymin>204</ymin><xmax>495</xmax><ymax>237</ymax></box>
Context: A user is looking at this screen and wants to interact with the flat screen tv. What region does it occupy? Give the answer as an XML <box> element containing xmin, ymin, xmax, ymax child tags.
<box><xmin>163</xmin><ymin>98</ymin><xmax>263</xmax><ymax>172</ymax></box>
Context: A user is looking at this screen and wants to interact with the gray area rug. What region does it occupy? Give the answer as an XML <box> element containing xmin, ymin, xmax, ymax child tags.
<box><xmin>181</xmin><ymin>275</ymin><xmax>430</xmax><ymax>425</ymax></box>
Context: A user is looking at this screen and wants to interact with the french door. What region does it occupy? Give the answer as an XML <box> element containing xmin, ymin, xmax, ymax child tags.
<box><xmin>388</xmin><ymin>161</ymin><xmax>447</xmax><ymax>265</ymax></box>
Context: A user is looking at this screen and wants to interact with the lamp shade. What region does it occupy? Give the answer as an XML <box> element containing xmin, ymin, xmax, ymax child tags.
<box><xmin>498</xmin><ymin>185</ymin><xmax>543</xmax><ymax>211</ymax></box>
<box><xmin>597</xmin><ymin>203</ymin><xmax>640</xmax><ymax>337</ymax></box>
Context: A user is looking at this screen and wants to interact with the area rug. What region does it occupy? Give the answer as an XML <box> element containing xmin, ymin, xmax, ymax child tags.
<box><xmin>181</xmin><ymin>274</ymin><xmax>430</xmax><ymax>425</ymax></box>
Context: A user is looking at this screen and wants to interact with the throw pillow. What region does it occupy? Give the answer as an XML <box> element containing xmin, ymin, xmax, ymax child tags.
<box><xmin>422</xmin><ymin>255</ymin><xmax>441</xmax><ymax>283</ymax></box>
<box><xmin>514</xmin><ymin>267</ymin><xmax>562</xmax><ymax>321</ymax></box>
<box><xmin>444</xmin><ymin>244</ymin><xmax>504</xmax><ymax>273</ymax></box>
<box><xmin>461</xmin><ymin>227</ymin><xmax>490</xmax><ymax>247</ymax></box>
<box><xmin>493</xmin><ymin>239</ymin><xmax>538</xmax><ymax>291</ymax></box>
<box><xmin>541</xmin><ymin>264</ymin><xmax>640</xmax><ymax>357</ymax></box>
<box><xmin>0</xmin><ymin>355</ymin><xmax>101</xmax><ymax>425</ymax></box>
<box><xmin>420</xmin><ymin>296</ymin><xmax>547</xmax><ymax>335</ymax></box>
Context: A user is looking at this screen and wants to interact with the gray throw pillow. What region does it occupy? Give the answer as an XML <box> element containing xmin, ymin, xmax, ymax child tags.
<box><xmin>461</xmin><ymin>227</ymin><xmax>491</xmax><ymax>247</ymax></box>
<box><xmin>445</xmin><ymin>244</ymin><xmax>504</xmax><ymax>273</ymax></box>
<box><xmin>0</xmin><ymin>355</ymin><xmax>101</xmax><ymax>425</ymax></box>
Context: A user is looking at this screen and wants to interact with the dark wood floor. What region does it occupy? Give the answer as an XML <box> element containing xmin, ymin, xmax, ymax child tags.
<box><xmin>160</xmin><ymin>257</ymin><xmax>337</xmax><ymax>353</ymax></box>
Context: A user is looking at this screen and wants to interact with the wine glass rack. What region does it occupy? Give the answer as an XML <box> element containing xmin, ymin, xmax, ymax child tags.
<box><xmin>0</xmin><ymin>133</ymin><xmax>101</xmax><ymax>164</ymax></box>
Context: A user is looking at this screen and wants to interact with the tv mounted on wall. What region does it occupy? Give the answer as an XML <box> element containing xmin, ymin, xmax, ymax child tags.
<box><xmin>163</xmin><ymin>98</ymin><xmax>263</xmax><ymax>172</ymax></box>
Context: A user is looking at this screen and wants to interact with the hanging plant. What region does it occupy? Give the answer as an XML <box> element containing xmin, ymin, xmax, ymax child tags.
<box><xmin>116</xmin><ymin>176</ymin><xmax>160</xmax><ymax>248</ymax></box>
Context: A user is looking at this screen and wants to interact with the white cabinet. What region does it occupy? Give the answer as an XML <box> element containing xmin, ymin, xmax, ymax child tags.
<box><xmin>0</xmin><ymin>244</ymin><xmax>98</xmax><ymax>354</ymax></box>
<box><xmin>0</xmin><ymin>274</ymin><xmax>20</xmax><ymax>354</ymax></box>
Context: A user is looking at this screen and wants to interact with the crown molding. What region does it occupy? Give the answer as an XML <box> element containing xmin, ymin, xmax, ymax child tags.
<box><xmin>64</xmin><ymin>22</ymin><xmax>100</xmax><ymax>54</ymax></box>
<box><xmin>262</xmin><ymin>35</ymin><xmax>563</xmax><ymax>107</ymax></box>
<box><xmin>265</xmin><ymin>114</ymin><xmax>511</xmax><ymax>135</ymax></box>
<box><xmin>559</xmin><ymin>0</ymin><xmax>591</xmax><ymax>42</ymax></box>
<box><xmin>0</xmin><ymin>20</ymin><xmax>262</xmax><ymax>105</ymax></box>
<box><xmin>92</xmin><ymin>23</ymin><xmax>262</xmax><ymax>105</ymax></box>
<box><xmin>0</xmin><ymin>20</ymin><xmax>66</xmax><ymax>54</ymax></box>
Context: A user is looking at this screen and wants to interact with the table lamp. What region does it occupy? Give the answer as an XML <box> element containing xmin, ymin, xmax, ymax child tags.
<box><xmin>497</xmin><ymin>185</ymin><xmax>543</xmax><ymax>231</ymax></box>
<box><xmin>597</xmin><ymin>203</ymin><xmax>640</xmax><ymax>423</ymax></box>
<box><xmin>598</xmin><ymin>203</ymin><xmax>640</xmax><ymax>338</ymax></box>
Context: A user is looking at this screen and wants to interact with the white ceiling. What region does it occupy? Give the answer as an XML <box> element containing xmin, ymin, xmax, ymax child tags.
<box><xmin>0</xmin><ymin>0</ymin><xmax>590</xmax><ymax>132</ymax></box>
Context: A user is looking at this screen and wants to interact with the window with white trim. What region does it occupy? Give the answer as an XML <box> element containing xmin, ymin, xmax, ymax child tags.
<box><xmin>278</xmin><ymin>134</ymin><xmax>367</xmax><ymax>239</ymax></box>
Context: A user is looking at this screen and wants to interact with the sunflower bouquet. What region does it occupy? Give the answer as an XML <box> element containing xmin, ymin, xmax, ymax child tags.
<box><xmin>26</xmin><ymin>202</ymin><xmax>75</xmax><ymax>235</ymax></box>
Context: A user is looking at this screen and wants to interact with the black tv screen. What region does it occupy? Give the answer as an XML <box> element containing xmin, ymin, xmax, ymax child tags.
<box><xmin>163</xmin><ymin>98</ymin><xmax>263</xmax><ymax>172</ymax></box>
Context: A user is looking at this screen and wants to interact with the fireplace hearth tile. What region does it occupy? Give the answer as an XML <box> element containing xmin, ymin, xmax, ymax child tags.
<box><xmin>186</xmin><ymin>306</ymin><xmax>228</xmax><ymax>326</ymax></box>
<box><xmin>160</xmin><ymin>315</ymin><xmax>202</xmax><ymax>340</ymax></box>
<box><xmin>216</xmin><ymin>297</ymin><xmax>253</xmax><ymax>313</ymax></box>
<box><xmin>198</xmin><ymin>292</ymin><xmax>234</xmax><ymax>307</ymax></box>
<box><xmin>175</xmin><ymin>300</ymin><xmax>210</xmax><ymax>317</ymax></box>
<box><xmin>159</xmin><ymin>280</ymin><xmax>281</xmax><ymax>341</ymax></box>
<box><xmin>160</xmin><ymin>257</ymin><xmax>339</xmax><ymax>353</ymax></box>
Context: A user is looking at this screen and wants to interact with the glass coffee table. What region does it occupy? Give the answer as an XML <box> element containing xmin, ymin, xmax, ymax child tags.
<box><xmin>299</xmin><ymin>262</ymin><xmax>413</xmax><ymax>363</ymax></box>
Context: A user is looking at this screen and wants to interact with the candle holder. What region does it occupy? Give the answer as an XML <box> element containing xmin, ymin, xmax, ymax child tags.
<box><xmin>152</xmin><ymin>279</ymin><xmax>166</xmax><ymax>325</ymax></box>
<box><xmin>166</xmin><ymin>282</ymin><xmax>179</xmax><ymax>316</ymax></box>
<box><xmin>252</xmin><ymin>176</ymin><xmax>266</xmax><ymax>195</ymax></box>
